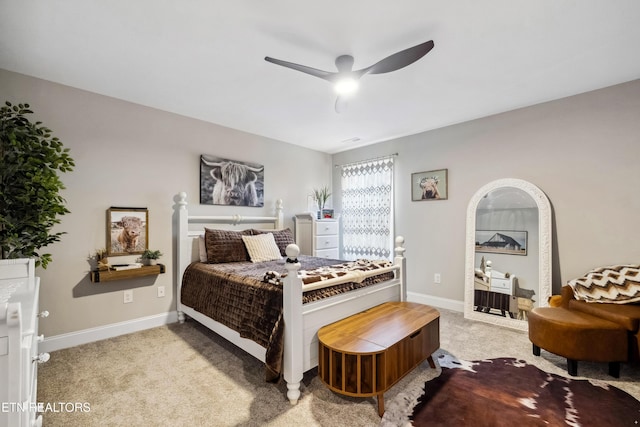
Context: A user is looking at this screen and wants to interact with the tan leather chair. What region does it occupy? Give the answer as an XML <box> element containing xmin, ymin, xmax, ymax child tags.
<box><xmin>528</xmin><ymin>305</ymin><xmax>627</xmax><ymax>377</ymax></box>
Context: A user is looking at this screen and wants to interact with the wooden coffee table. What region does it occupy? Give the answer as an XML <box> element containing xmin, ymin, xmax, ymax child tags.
<box><xmin>317</xmin><ymin>301</ymin><xmax>440</xmax><ymax>416</ymax></box>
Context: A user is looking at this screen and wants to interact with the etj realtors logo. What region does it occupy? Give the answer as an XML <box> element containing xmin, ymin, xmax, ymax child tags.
<box><xmin>1</xmin><ymin>402</ymin><xmax>91</xmax><ymax>413</ymax></box>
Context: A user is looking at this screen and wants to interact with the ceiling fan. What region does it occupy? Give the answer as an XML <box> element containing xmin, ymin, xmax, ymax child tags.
<box><xmin>264</xmin><ymin>40</ymin><xmax>434</xmax><ymax>113</ymax></box>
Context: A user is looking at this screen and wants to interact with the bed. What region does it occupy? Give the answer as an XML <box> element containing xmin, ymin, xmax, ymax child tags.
<box><xmin>174</xmin><ymin>192</ymin><xmax>407</xmax><ymax>404</ymax></box>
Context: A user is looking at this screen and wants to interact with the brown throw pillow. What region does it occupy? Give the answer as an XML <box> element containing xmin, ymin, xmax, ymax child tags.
<box><xmin>204</xmin><ymin>228</ymin><xmax>252</xmax><ymax>263</ymax></box>
<box><xmin>251</xmin><ymin>228</ymin><xmax>295</xmax><ymax>256</ymax></box>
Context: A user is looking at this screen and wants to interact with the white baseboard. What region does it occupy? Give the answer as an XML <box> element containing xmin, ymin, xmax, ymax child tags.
<box><xmin>407</xmin><ymin>292</ymin><xmax>464</xmax><ymax>312</ymax></box>
<box><xmin>41</xmin><ymin>311</ymin><xmax>179</xmax><ymax>353</ymax></box>
<box><xmin>41</xmin><ymin>296</ymin><xmax>460</xmax><ymax>353</ymax></box>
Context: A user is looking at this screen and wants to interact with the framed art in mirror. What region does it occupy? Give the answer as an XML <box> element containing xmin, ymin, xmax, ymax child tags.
<box><xmin>475</xmin><ymin>230</ymin><xmax>527</xmax><ymax>256</ymax></box>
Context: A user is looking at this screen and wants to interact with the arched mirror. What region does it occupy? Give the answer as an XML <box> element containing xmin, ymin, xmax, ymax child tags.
<box><xmin>464</xmin><ymin>178</ymin><xmax>552</xmax><ymax>331</ymax></box>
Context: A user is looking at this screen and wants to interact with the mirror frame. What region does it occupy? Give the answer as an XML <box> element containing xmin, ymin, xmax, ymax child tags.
<box><xmin>464</xmin><ymin>178</ymin><xmax>552</xmax><ymax>331</ymax></box>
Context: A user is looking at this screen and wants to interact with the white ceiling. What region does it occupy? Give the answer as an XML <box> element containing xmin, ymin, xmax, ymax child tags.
<box><xmin>1</xmin><ymin>1</ymin><xmax>639</xmax><ymax>154</ymax></box>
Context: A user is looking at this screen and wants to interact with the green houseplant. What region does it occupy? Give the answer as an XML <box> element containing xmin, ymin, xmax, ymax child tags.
<box><xmin>311</xmin><ymin>186</ymin><xmax>331</xmax><ymax>211</ymax></box>
<box><xmin>141</xmin><ymin>249</ymin><xmax>163</xmax><ymax>265</ymax></box>
<box><xmin>0</xmin><ymin>102</ymin><xmax>75</xmax><ymax>268</ymax></box>
<box><xmin>311</xmin><ymin>186</ymin><xmax>332</xmax><ymax>219</ymax></box>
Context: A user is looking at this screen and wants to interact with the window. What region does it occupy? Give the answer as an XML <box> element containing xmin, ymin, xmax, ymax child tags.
<box><xmin>340</xmin><ymin>157</ymin><xmax>394</xmax><ymax>260</ymax></box>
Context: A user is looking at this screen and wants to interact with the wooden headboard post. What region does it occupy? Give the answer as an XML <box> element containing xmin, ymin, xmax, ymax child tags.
<box><xmin>275</xmin><ymin>199</ymin><xmax>284</xmax><ymax>229</ymax></box>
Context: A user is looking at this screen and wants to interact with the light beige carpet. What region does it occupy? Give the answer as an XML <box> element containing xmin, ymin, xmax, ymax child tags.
<box><xmin>37</xmin><ymin>309</ymin><xmax>640</xmax><ymax>426</ymax></box>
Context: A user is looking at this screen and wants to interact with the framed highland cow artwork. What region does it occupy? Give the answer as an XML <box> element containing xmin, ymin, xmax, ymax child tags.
<box><xmin>106</xmin><ymin>207</ymin><xmax>149</xmax><ymax>256</ymax></box>
<box><xmin>200</xmin><ymin>155</ymin><xmax>265</xmax><ymax>207</ymax></box>
<box><xmin>412</xmin><ymin>169</ymin><xmax>448</xmax><ymax>201</ymax></box>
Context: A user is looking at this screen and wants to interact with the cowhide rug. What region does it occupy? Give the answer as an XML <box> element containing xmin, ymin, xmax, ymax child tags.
<box><xmin>381</xmin><ymin>355</ymin><xmax>640</xmax><ymax>427</ymax></box>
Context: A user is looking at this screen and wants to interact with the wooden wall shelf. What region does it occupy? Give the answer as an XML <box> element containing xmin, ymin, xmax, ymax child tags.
<box><xmin>90</xmin><ymin>264</ymin><xmax>165</xmax><ymax>283</ymax></box>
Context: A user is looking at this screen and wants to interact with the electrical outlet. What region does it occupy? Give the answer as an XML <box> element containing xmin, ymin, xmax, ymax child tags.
<box><xmin>123</xmin><ymin>290</ymin><xmax>133</xmax><ymax>304</ymax></box>
<box><xmin>157</xmin><ymin>286</ymin><xmax>165</xmax><ymax>298</ymax></box>
<box><xmin>434</xmin><ymin>273</ymin><xmax>441</xmax><ymax>284</ymax></box>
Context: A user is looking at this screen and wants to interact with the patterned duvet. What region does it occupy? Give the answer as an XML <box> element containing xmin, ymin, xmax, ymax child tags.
<box><xmin>180</xmin><ymin>255</ymin><xmax>395</xmax><ymax>381</ymax></box>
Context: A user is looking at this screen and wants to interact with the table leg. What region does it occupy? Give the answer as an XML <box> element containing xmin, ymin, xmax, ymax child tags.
<box><xmin>377</xmin><ymin>393</ymin><xmax>384</xmax><ymax>417</ymax></box>
<box><xmin>427</xmin><ymin>355</ymin><xmax>436</xmax><ymax>369</ymax></box>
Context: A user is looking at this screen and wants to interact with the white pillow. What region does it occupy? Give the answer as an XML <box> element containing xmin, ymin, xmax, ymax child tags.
<box><xmin>198</xmin><ymin>235</ymin><xmax>207</xmax><ymax>262</ymax></box>
<box><xmin>242</xmin><ymin>233</ymin><xmax>282</xmax><ymax>263</ymax></box>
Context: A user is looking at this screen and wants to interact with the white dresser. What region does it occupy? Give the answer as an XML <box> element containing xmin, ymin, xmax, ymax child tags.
<box><xmin>485</xmin><ymin>262</ymin><xmax>516</xmax><ymax>295</ymax></box>
<box><xmin>0</xmin><ymin>259</ymin><xmax>48</xmax><ymax>427</ymax></box>
<box><xmin>294</xmin><ymin>213</ymin><xmax>339</xmax><ymax>259</ymax></box>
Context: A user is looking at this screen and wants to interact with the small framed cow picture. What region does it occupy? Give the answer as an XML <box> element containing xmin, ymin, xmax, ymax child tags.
<box><xmin>106</xmin><ymin>207</ymin><xmax>149</xmax><ymax>256</ymax></box>
<box><xmin>199</xmin><ymin>154</ymin><xmax>265</xmax><ymax>207</ymax></box>
<box><xmin>411</xmin><ymin>169</ymin><xmax>448</xmax><ymax>201</ymax></box>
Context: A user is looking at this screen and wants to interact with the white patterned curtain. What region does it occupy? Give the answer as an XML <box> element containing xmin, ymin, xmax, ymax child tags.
<box><xmin>340</xmin><ymin>157</ymin><xmax>394</xmax><ymax>260</ymax></box>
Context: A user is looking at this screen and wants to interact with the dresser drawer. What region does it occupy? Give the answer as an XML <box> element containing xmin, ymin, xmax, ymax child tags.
<box><xmin>315</xmin><ymin>235</ymin><xmax>338</xmax><ymax>250</ymax></box>
<box><xmin>315</xmin><ymin>221</ymin><xmax>338</xmax><ymax>236</ymax></box>
<box><xmin>294</xmin><ymin>214</ymin><xmax>339</xmax><ymax>257</ymax></box>
<box><xmin>315</xmin><ymin>248</ymin><xmax>339</xmax><ymax>259</ymax></box>
<box><xmin>490</xmin><ymin>278</ymin><xmax>513</xmax><ymax>295</ymax></box>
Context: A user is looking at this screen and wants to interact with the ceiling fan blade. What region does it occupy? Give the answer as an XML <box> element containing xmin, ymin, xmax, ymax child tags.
<box><xmin>335</xmin><ymin>96</ymin><xmax>348</xmax><ymax>113</ymax></box>
<box><xmin>264</xmin><ymin>56</ymin><xmax>335</xmax><ymax>81</ymax></box>
<box><xmin>360</xmin><ymin>40</ymin><xmax>434</xmax><ymax>75</ymax></box>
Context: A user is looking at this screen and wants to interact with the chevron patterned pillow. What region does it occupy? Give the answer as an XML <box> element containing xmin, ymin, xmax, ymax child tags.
<box><xmin>568</xmin><ymin>264</ymin><xmax>640</xmax><ymax>304</ymax></box>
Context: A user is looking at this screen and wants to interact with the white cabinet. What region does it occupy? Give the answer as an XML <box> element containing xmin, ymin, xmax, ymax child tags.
<box><xmin>485</xmin><ymin>263</ymin><xmax>516</xmax><ymax>295</ymax></box>
<box><xmin>476</xmin><ymin>258</ymin><xmax>517</xmax><ymax>295</ymax></box>
<box><xmin>294</xmin><ymin>213</ymin><xmax>339</xmax><ymax>259</ymax></box>
<box><xmin>1</xmin><ymin>259</ymin><xmax>47</xmax><ymax>427</ymax></box>
<box><xmin>490</xmin><ymin>276</ymin><xmax>515</xmax><ymax>295</ymax></box>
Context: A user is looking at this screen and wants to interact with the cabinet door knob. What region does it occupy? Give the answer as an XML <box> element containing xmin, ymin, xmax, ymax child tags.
<box><xmin>33</xmin><ymin>352</ymin><xmax>50</xmax><ymax>364</ymax></box>
<box><xmin>38</xmin><ymin>310</ymin><xmax>49</xmax><ymax>318</ymax></box>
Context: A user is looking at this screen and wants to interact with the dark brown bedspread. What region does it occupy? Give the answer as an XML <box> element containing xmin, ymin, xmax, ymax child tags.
<box><xmin>180</xmin><ymin>255</ymin><xmax>395</xmax><ymax>381</ymax></box>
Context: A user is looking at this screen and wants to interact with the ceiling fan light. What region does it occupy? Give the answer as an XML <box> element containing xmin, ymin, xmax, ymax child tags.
<box><xmin>334</xmin><ymin>77</ymin><xmax>359</xmax><ymax>96</ymax></box>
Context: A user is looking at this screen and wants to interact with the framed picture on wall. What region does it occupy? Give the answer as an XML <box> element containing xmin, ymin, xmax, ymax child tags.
<box><xmin>200</xmin><ymin>155</ymin><xmax>265</xmax><ymax>206</ymax></box>
<box><xmin>411</xmin><ymin>168</ymin><xmax>448</xmax><ymax>201</ymax></box>
<box><xmin>106</xmin><ymin>207</ymin><xmax>149</xmax><ymax>256</ymax></box>
<box><xmin>475</xmin><ymin>230</ymin><xmax>528</xmax><ymax>256</ymax></box>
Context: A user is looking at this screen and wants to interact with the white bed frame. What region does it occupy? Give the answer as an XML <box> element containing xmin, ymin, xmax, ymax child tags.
<box><xmin>175</xmin><ymin>192</ymin><xmax>406</xmax><ymax>404</ymax></box>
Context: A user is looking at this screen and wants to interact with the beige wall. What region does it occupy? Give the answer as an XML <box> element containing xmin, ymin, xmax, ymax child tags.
<box><xmin>3</xmin><ymin>67</ymin><xmax>639</xmax><ymax>338</ymax></box>
<box><xmin>1</xmin><ymin>69</ymin><xmax>332</xmax><ymax>337</ymax></box>
<box><xmin>333</xmin><ymin>79</ymin><xmax>640</xmax><ymax>302</ymax></box>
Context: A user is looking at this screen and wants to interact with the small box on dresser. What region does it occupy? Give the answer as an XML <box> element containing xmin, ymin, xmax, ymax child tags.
<box><xmin>0</xmin><ymin>259</ymin><xmax>48</xmax><ymax>427</ymax></box>
<box><xmin>294</xmin><ymin>213</ymin><xmax>339</xmax><ymax>259</ymax></box>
